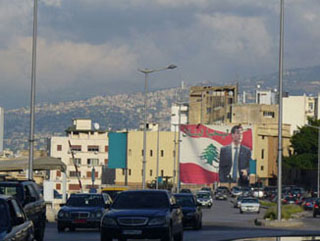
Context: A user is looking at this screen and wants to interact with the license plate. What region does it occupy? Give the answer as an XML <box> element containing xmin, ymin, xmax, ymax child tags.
<box><xmin>122</xmin><ymin>230</ymin><xmax>142</xmax><ymax>235</ymax></box>
<box><xmin>74</xmin><ymin>219</ymin><xmax>86</xmax><ymax>223</ymax></box>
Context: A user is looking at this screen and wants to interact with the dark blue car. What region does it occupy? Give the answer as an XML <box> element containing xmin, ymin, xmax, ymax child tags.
<box><xmin>57</xmin><ymin>193</ymin><xmax>111</xmax><ymax>231</ymax></box>
<box><xmin>100</xmin><ymin>190</ymin><xmax>183</xmax><ymax>241</ymax></box>
<box><xmin>174</xmin><ymin>193</ymin><xmax>202</xmax><ymax>230</ymax></box>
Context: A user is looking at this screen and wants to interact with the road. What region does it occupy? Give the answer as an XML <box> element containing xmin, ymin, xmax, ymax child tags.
<box><xmin>44</xmin><ymin>198</ymin><xmax>320</xmax><ymax>241</ymax></box>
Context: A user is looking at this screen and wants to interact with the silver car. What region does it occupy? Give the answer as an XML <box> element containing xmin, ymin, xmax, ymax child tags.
<box><xmin>240</xmin><ymin>198</ymin><xmax>260</xmax><ymax>214</ymax></box>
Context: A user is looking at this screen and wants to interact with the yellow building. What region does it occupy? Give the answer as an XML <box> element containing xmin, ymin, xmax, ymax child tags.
<box><xmin>115</xmin><ymin>131</ymin><xmax>177</xmax><ymax>189</ymax></box>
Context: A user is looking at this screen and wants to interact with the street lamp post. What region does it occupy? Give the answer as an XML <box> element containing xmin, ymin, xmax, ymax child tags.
<box><xmin>138</xmin><ymin>64</ymin><xmax>177</xmax><ymax>189</ymax></box>
<box><xmin>277</xmin><ymin>0</ymin><xmax>284</xmax><ymax>222</ymax></box>
<box><xmin>28</xmin><ymin>0</ymin><xmax>38</xmax><ymax>180</ymax></box>
<box><xmin>307</xmin><ymin>124</ymin><xmax>320</xmax><ymax>198</ymax></box>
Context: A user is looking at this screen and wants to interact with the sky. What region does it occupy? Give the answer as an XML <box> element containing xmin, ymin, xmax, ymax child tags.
<box><xmin>1</xmin><ymin>0</ymin><xmax>320</xmax><ymax>109</ymax></box>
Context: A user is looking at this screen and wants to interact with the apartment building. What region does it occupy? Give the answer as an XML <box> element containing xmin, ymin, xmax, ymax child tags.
<box><xmin>0</xmin><ymin>107</ymin><xmax>3</xmax><ymax>153</ymax></box>
<box><xmin>188</xmin><ymin>85</ymin><xmax>238</xmax><ymax>124</ymax></box>
<box><xmin>115</xmin><ymin>130</ymin><xmax>177</xmax><ymax>188</ymax></box>
<box><xmin>49</xmin><ymin>119</ymin><xmax>111</xmax><ymax>193</ymax></box>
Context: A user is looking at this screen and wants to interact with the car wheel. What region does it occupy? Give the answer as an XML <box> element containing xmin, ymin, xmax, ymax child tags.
<box><xmin>100</xmin><ymin>230</ymin><xmax>113</xmax><ymax>241</ymax></box>
<box><xmin>174</xmin><ymin>230</ymin><xmax>183</xmax><ymax>241</ymax></box>
<box><xmin>161</xmin><ymin>226</ymin><xmax>173</xmax><ymax>241</ymax></box>
<box><xmin>57</xmin><ymin>223</ymin><xmax>65</xmax><ymax>232</ymax></box>
<box><xmin>35</xmin><ymin>220</ymin><xmax>45</xmax><ymax>241</ymax></box>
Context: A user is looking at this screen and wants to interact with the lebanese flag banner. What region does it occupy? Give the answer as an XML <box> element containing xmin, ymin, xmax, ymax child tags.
<box><xmin>180</xmin><ymin>124</ymin><xmax>252</xmax><ymax>184</ymax></box>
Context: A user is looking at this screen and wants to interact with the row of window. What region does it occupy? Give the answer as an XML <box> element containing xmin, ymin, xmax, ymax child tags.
<box><xmin>57</xmin><ymin>145</ymin><xmax>109</xmax><ymax>152</ymax></box>
<box><xmin>121</xmin><ymin>169</ymin><xmax>166</xmax><ymax>177</ymax></box>
<box><xmin>70</xmin><ymin>158</ymin><xmax>102</xmax><ymax>166</ymax></box>
<box><xmin>69</xmin><ymin>171</ymin><xmax>99</xmax><ymax>178</ymax></box>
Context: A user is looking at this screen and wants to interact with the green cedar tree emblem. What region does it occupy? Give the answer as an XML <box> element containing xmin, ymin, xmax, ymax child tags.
<box><xmin>200</xmin><ymin>144</ymin><xmax>219</xmax><ymax>167</ymax></box>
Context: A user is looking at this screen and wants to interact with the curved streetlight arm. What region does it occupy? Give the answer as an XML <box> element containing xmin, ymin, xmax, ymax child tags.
<box><xmin>138</xmin><ymin>64</ymin><xmax>177</xmax><ymax>74</ymax></box>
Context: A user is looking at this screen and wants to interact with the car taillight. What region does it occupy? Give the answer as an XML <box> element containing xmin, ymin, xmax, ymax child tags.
<box><xmin>314</xmin><ymin>204</ymin><xmax>319</xmax><ymax>209</ymax></box>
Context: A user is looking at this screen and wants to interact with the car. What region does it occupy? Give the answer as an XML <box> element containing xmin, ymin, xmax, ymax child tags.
<box><xmin>252</xmin><ymin>188</ymin><xmax>264</xmax><ymax>198</ymax></box>
<box><xmin>234</xmin><ymin>195</ymin><xmax>245</xmax><ymax>208</ymax></box>
<box><xmin>174</xmin><ymin>193</ymin><xmax>202</xmax><ymax>230</ymax></box>
<box><xmin>0</xmin><ymin>194</ymin><xmax>34</xmax><ymax>241</ymax></box>
<box><xmin>282</xmin><ymin>196</ymin><xmax>297</xmax><ymax>205</ymax></box>
<box><xmin>302</xmin><ymin>197</ymin><xmax>317</xmax><ymax>210</ymax></box>
<box><xmin>231</xmin><ymin>186</ymin><xmax>242</xmax><ymax>197</ymax></box>
<box><xmin>215</xmin><ymin>186</ymin><xmax>229</xmax><ymax>194</ymax></box>
<box><xmin>215</xmin><ymin>190</ymin><xmax>228</xmax><ymax>200</ymax></box>
<box><xmin>201</xmin><ymin>187</ymin><xmax>213</xmax><ymax>196</ymax></box>
<box><xmin>313</xmin><ymin>199</ymin><xmax>320</xmax><ymax>217</ymax></box>
<box><xmin>57</xmin><ymin>193</ymin><xmax>112</xmax><ymax>232</ymax></box>
<box><xmin>196</xmin><ymin>191</ymin><xmax>213</xmax><ymax>208</ymax></box>
<box><xmin>239</xmin><ymin>198</ymin><xmax>260</xmax><ymax>214</ymax></box>
<box><xmin>100</xmin><ymin>190</ymin><xmax>183</xmax><ymax>241</ymax></box>
<box><xmin>180</xmin><ymin>189</ymin><xmax>192</xmax><ymax>194</ymax></box>
<box><xmin>0</xmin><ymin>179</ymin><xmax>46</xmax><ymax>241</ymax></box>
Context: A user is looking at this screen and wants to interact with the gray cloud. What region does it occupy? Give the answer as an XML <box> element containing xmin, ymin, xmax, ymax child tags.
<box><xmin>1</xmin><ymin>0</ymin><xmax>320</xmax><ymax>109</ymax></box>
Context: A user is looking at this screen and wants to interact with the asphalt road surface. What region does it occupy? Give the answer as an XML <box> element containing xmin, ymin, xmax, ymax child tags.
<box><xmin>44</xmin><ymin>198</ymin><xmax>320</xmax><ymax>241</ymax></box>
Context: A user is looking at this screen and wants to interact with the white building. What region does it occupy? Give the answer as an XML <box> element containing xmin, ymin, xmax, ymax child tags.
<box><xmin>283</xmin><ymin>93</ymin><xmax>320</xmax><ymax>134</ymax></box>
<box><xmin>256</xmin><ymin>90</ymin><xmax>277</xmax><ymax>105</ymax></box>
<box><xmin>0</xmin><ymin>107</ymin><xmax>4</xmax><ymax>153</ymax></box>
<box><xmin>170</xmin><ymin>104</ymin><xmax>188</xmax><ymax>132</ymax></box>
<box><xmin>49</xmin><ymin>119</ymin><xmax>110</xmax><ymax>193</ymax></box>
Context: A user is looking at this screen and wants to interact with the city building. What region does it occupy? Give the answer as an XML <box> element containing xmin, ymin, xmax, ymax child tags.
<box><xmin>49</xmin><ymin>119</ymin><xmax>111</xmax><ymax>193</ymax></box>
<box><xmin>283</xmin><ymin>93</ymin><xmax>320</xmax><ymax>134</ymax></box>
<box><xmin>115</xmin><ymin>130</ymin><xmax>177</xmax><ymax>188</ymax></box>
<box><xmin>188</xmin><ymin>85</ymin><xmax>238</xmax><ymax>124</ymax></box>
<box><xmin>256</xmin><ymin>90</ymin><xmax>277</xmax><ymax>105</ymax></box>
<box><xmin>171</xmin><ymin>104</ymin><xmax>188</xmax><ymax>132</ymax></box>
<box><xmin>0</xmin><ymin>107</ymin><xmax>3</xmax><ymax>153</ymax></box>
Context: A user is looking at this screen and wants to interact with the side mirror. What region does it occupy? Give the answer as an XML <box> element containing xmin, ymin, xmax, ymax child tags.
<box><xmin>104</xmin><ymin>203</ymin><xmax>111</xmax><ymax>209</ymax></box>
<box><xmin>59</xmin><ymin>203</ymin><xmax>66</xmax><ymax>207</ymax></box>
<box><xmin>16</xmin><ymin>217</ymin><xmax>25</xmax><ymax>225</ymax></box>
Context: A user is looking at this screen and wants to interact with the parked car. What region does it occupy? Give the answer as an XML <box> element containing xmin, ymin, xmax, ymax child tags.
<box><xmin>240</xmin><ymin>198</ymin><xmax>260</xmax><ymax>214</ymax></box>
<box><xmin>231</xmin><ymin>186</ymin><xmax>242</xmax><ymax>197</ymax></box>
<box><xmin>174</xmin><ymin>193</ymin><xmax>202</xmax><ymax>230</ymax></box>
<box><xmin>215</xmin><ymin>186</ymin><xmax>229</xmax><ymax>195</ymax></box>
<box><xmin>234</xmin><ymin>195</ymin><xmax>245</xmax><ymax>208</ymax></box>
<box><xmin>196</xmin><ymin>191</ymin><xmax>213</xmax><ymax>208</ymax></box>
<box><xmin>0</xmin><ymin>194</ymin><xmax>34</xmax><ymax>241</ymax></box>
<box><xmin>313</xmin><ymin>199</ymin><xmax>320</xmax><ymax>217</ymax></box>
<box><xmin>201</xmin><ymin>187</ymin><xmax>213</xmax><ymax>196</ymax></box>
<box><xmin>252</xmin><ymin>188</ymin><xmax>264</xmax><ymax>198</ymax></box>
<box><xmin>282</xmin><ymin>196</ymin><xmax>297</xmax><ymax>205</ymax></box>
<box><xmin>57</xmin><ymin>193</ymin><xmax>112</xmax><ymax>232</ymax></box>
<box><xmin>100</xmin><ymin>190</ymin><xmax>183</xmax><ymax>241</ymax></box>
<box><xmin>0</xmin><ymin>179</ymin><xmax>46</xmax><ymax>241</ymax></box>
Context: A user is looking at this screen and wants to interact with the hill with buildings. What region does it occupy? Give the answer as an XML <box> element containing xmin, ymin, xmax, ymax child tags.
<box><xmin>3</xmin><ymin>65</ymin><xmax>320</xmax><ymax>152</ymax></box>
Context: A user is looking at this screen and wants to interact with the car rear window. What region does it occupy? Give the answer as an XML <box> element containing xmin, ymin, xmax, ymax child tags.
<box><xmin>175</xmin><ymin>195</ymin><xmax>195</xmax><ymax>207</ymax></box>
<box><xmin>0</xmin><ymin>184</ymin><xmax>23</xmax><ymax>203</ymax></box>
<box><xmin>112</xmin><ymin>192</ymin><xmax>169</xmax><ymax>209</ymax></box>
<box><xmin>67</xmin><ymin>195</ymin><xmax>104</xmax><ymax>207</ymax></box>
<box><xmin>242</xmin><ymin>199</ymin><xmax>258</xmax><ymax>203</ymax></box>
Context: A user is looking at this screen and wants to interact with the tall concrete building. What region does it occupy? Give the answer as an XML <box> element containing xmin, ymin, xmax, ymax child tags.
<box><xmin>49</xmin><ymin>119</ymin><xmax>111</xmax><ymax>193</ymax></box>
<box><xmin>188</xmin><ymin>85</ymin><xmax>238</xmax><ymax>125</ymax></box>
<box><xmin>0</xmin><ymin>107</ymin><xmax>4</xmax><ymax>153</ymax></box>
<box><xmin>170</xmin><ymin>104</ymin><xmax>188</xmax><ymax>132</ymax></box>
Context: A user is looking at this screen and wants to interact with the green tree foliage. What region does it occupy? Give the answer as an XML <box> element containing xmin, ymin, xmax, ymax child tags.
<box><xmin>284</xmin><ymin>118</ymin><xmax>320</xmax><ymax>170</ymax></box>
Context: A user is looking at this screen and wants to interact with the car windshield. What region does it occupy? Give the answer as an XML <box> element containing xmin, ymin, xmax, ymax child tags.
<box><xmin>0</xmin><ymin>184</ymin><xmax>23</xmax><ymax>203</ymax></box>
<box><xmin>175</xmin><ymin>196</ymin><xmax>195</xmax><ymax>207</ymax></box>
<box><xmin>242</xmin><ymin>199</ymin><xmax>259</xmax><ymax>204</ymax></box>
<box><xmin>0</xmin><ymin>201</ymin><xmax>9</xmax><ymax>230</ymax></box>
<box><xmin>112</xmin><ymin>192</ymin><xmax>169</xmax><ymax>209</ymax></box>
<box><xmin>67</xmin><ymin>195</ymin><xmax>104</xmax><ymax>207</ymax></box>
<box><xmin>197</xmin><ymin>193</ymin><xmax>210</xmax><ymax>199</ymax></box>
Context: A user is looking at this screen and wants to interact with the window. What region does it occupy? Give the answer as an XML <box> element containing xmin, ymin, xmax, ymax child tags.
<box><xmin>57</xmin><ymin>145</ymin><xmax>62</xmax><ymax>151</ymax></box>
<box><xmin>56</xmin><ymin>170</ymin><xmax>61</xmax><ymax>177</ymax></box>
<box><xmin>128</xmin><ymin>149</ymin><xmax>132</xmax><ymax>156</ymax></box>
<box><xmin>88</xmin><ymin>145</ymin><xmax>99</xmax><ymax>152</ymax></box>
<box><xmin>70</xmin><ymin>145</ymin><xmax>81</xmax><ymax>152</ymax></box>
<box><xmin>129</xmin><ymin>169</ymin><xmax>131</xmax><ymax>176</ymax></box>
<box><xmin>87</xmin><ymin>158</ymin><xmax>99</xmax><ymax>166</ymax></box>
<box><xmin>261</xmin><ymin>166</ymin><xmax>264</xmax><ymax>171</ymax></box>
<box><xmin>70</xmin><ymin>158</ymin><xmax>81</xmax><ymax>166</ymax></box>
<box><xmin>161</xmin><ymin>170</ymin><xmax>164</xmax><ymax>176</ymax></box>
<box><xmin>261</xmin><ymin>135</ymin><xmax>265</xmax><ymax>140</ymax></box>
<box><xmin>104</xmin><ymin>159</ymin><xmax>108</xmax><ymax>166</ymax></box>
<box><xmin>69</xmin><ymin>171</ymin><xmax>81</xmax><ymax>177</ymax></box>
<box><xmin>263</xmin><ymin>111</ymin><xmax>275</xmax><ymax>118</ymax></box>
<box><xmin>56</xmin><ymin>183</ymin><xmax>61</xmax><ymax>190</ymax></box>
<box><xmin>161</xmin><ymin>150</ymin><xmax>164</xmax><ymax>157</ymax></box>
<box><xmin>122</xmin><ymin>169</ymin><xmax>125</xmax><ymax>175</ymax></box>
<box><xmin>105</xmin><ymin>146</ymin><xmax>109</xmax><ymax>152</ymax></box>
<box><xmin>142</xmin><ymin>150</ymin><xmax>144</xmax><ymax>156</ymax></box>
<box><xmin>87</xmin><ymin>171</ymin><xmax>98</xmax><ymax>178</ymax></box>
<box><xmin>261</xmin><ymin>149</ymin><xmax>264</xmax><ymax>159</ymax></box>
<box><xmin>69</xmin><ymin>184</ymin><xmax>81</xmax><ymax>191</ymax></box>
<box><xmin>150</xmin><ymin>150</ymin><xmax>153</xmax><ymax>157</ymax></box>
<box><xmin>150</xmin><ymin>170</ymin><xmax>153</xmax><ymax>176</ymax></box>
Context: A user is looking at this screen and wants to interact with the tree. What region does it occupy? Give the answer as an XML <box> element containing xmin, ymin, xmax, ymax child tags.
<box><xmin>200</xmin><ymin>144</ymin><xmax>219</xmax><ymax>167</ymax></box>
<box><xmin>284</xmin><ymin>118</ymin><xmax>320</xmax><ymax>170</ymax></box>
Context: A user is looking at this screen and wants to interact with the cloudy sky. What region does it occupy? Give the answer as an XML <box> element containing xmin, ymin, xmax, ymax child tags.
<box><xmin>1</xmin><ymin>0</ymin><xmax>320</xmax><ymax>109</ymax></box>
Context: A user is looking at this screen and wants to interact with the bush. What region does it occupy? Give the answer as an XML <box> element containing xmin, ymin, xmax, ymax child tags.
<box><xmin>264</xmin><ymin>205</ymin><xmax>304</xmax><ymax>220</ymax></box>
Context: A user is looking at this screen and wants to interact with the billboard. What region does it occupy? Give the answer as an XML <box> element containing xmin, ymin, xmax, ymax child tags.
<box><xmin>108</xmin><ymin>132</ymin><xmax>127</xmax><ymax>168</ymax></box>
<box><xmin>180</xmin><ymin>124</ymin><xmax>252</xmax><ymax>185</ymax></box>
